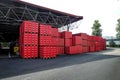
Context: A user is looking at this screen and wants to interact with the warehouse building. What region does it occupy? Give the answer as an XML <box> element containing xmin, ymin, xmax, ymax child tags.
<box><xmin>0</xmin><ymin>0</ymin><xmax>83</xmax><ymax>57</ymax></box>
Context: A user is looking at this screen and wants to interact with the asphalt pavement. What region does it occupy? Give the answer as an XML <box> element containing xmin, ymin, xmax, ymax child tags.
<box><xmin>0</xmin><ymin>48</ymin><xmax>120</xmax><ymax>80</ymax></box>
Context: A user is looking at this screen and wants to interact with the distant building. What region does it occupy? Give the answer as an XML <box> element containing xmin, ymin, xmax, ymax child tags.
<box><xmin>103</xmin><ymin>36</ymin><xmax>120</xmax><ymax>45</ymax></box>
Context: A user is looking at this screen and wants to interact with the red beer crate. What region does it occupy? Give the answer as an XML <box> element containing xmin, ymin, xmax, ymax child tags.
<box><xmin>39</xmin><ymin>47</ymin><xmax>50</xmax><ymax>58</ymax></box>
<box><xmin>94</xmin><ymin>36</ymin><xmax>101</xmax><ymax>42</ymax></box>
<box><xmin>95</xmin><ymin>42</ymin><xmax>101</xmax><ymax>47</ymax></box>
<box><xmin>64</xmin><ymin>38</ymin><xmax>72</xmax><ymax>47</ymax></box>
<box><xmin>32</xmin><ymin>45</ymin><xmax>38</xmax><ymax>57</ymax></box>
<box><xmin>52</xmin><ymin>47</ymin><xmax>58</xmax><ymax>57</ymax></box>
<box><xmin>77</xmin><ymin>46</ymin><xmax>83</xmax><ymax>54</ymax></box>
<box><xmin>19</xmin><ymin>45</ymin><xmax>27</xmax><ymax>58</ymax></box>
<box><xmin>20</xmin><ymin>21</ymin><xmax>31</xmax><ymax>33</ymax></box>
<box><xmin>19</xmin><ymin>34</ymin><xmax>29</xmax><ymax>44</ymax></box>
<box><xmin>39</xmin><ymin>36</ymin><xmax>45</xmax><ymax>45</ymax></box>
<box><xmin>95</xmin><ymin>46</ymin><xmax>101</xmax><ymax>52</ymax></box>
<box><xmin>101</xmin><ymin>45</ymin><xmax>104</xmax><ymax>50</ymax></box>
<box><xmin>58</xmin><ymin>47</ymin><xmax>64</xmax><ymax>55</ymax></box>
<box><xmin>102</xmin><ymin>38</ymin><xmax>106</xmax><ymax>50</ymax></box>
<box><xmin>87</xmin><ymin>35</ymin><xmax>91</xmax><ymax>41</ymax></box>
<box><xmin>20</xmin><ymin>21</ymin><xmax>39</xmax><ymax>33</ymax></box>
<box><xmin>82</xmin><ymin>46</ymin><xmax>89</xmax><ymax>53</ymax></box>
<box><xmin>82</xmin><ymin>40</ymin><xmax>88</xmax><ymax>46</ymax></box>
<box><xmin>39</xmin><ymin>36</ymin><xmax>52</xmax><ymax>46</ymax></box>
<box><xmin>73</xmin><ymin>33</ymin><xmax>87</xmax><ymax>40</ymax></box>
<box><xmin>89</xmin><ymin>46</ymin><xmax>95</xmax><ymax>52</ymax></box>
<box><xmin>20</xmin><ymin>45</ymin><xmax>38</xmax><ymax>58</ymax></box>
<box><xmin>46</xmin><ymin>25</ymin><xmax>52</xmax><ymax>35</ymax></box>
<box><xmin>40</xmin><ymin>54</ymin><xmax>49</xmax><ymax>59</ymax></box>
<box><xmin>65</xmin><ymin>46</ymin><xmax>82</xmax><ymax>54</ymax></box>
<box><xmin>52</xmin><ymin>37</ymin><xmax>59</xmax><ymax>46</ymax></box>
<box><xmin>72</xmin><ymin>36</ymin><xmax>82</xmax><ymax>45</ymax></box>
<box><xmin>39</xmin><ymin>25</ymin><xmax>46</xmax><ymax>35</ymax></box>
<box><xmin>88</xmin><ymin>41</ymin><xmax>95</xmax><ymax>47</ymax></box>
<box><xmin>20</xmin><ymin>33</ymin><xmax>38</xmax><ymax>45</ymax></box>
<box><xmin>39</xmin><ymin>47</ymin><xmax>57</xmax><ymax>59</ymax></box>
<box><xmin>31</xmin><ymin>22</ymin><xmax>39</xmax><ymax>33</ymax></box>
<box><xmin>60</xmin><ymin>31</ymin><xmax>72</xmax><ymax>39</ymax></box>
<box><xmin>88</xmin><ymin>36</ymin><xmax>95</xmax><ymax>41</ymax></box>
<box><xmin>46</xmin><ymin>36</ymin><xmax>52</xmax><ymax>45</ymax></box>
<box><xmin>99</xmin><ymin>37</ymin><xmax>103</xmax><ymax>42</ymax></box>
<box><xmin>52</xmin><ymin>28</ymin><xmax>59</xmax><ymax>37</ymax></box>
<box><xmin>31</xmin><ymin>34</ymin><xmax>38</xmax><ymax>44</ymax></box>
<box><xmin>39</xmin><ymin>24</ymin><xmax>52</xmax><ymax>35</ymax></box>
<box><xmin>58</xmin><ymin>38</ymin><xmax>64</xmax><ymax>46</ymax></box>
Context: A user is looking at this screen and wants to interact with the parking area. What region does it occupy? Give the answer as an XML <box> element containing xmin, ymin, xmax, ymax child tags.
<box><xmin>0</xmin><ymin>48</ymin><xmax>120</xmax><ymax>80</ymax></box>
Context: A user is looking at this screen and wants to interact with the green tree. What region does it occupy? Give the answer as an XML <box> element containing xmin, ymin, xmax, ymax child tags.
<box><xmin>92</xmin><ymin>20</ymin><xmax>102</xmax><ymax>37</ymax></box>
<box><xmin>116</xmin><ymin>18</ymin><xmax>120</xmax><ymax>39</ymax></box>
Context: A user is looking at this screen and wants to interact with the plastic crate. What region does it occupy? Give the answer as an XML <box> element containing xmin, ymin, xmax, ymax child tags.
<box><xmin>89</xmin><ymin>46</ymin><xmax>95</xmax><ymax>52</ymax></box>
<box><xmin>60</xmin><ymin>31</ymin><xmax>72</xmax><ymax>39</ymax></box>
<box><xmin>20</xmin><ymin>21</ymin><xmax>39</xmax><ymax>33</ymax></box>
<box><xmin>20</xmin><ymin>33</ymin><xmax>38</xmax><ymax>45</ymax></box>
<box><xmin>82</xmin><ymin>40</ymin><xmax>88</xmax><ymax>46</ymax></box>
<box><xmin>73</xmin><ymin>33</ymin><xmax>88</xmax><ymax>40</ymax></box>
<box><xmin>65</xmin><ymin>46</ymin><xmax>82</xmax><ymax>54</ymax></box>
<box><xmin>52</xmin><ymin>37</ymin><xmax>59</xmax><ymax>46</ymax></box>
<box><xmin>39</xmin><ymin>46</ymin><xmax>57</xmax><ymax>59</ymax></box>
<box><xmin>19</xmin><ymin>45</ymin><xmax>38</xmax><ymax>58</ymax></box>
<box><xmin>57</xmin><ymin>47</ymin><xmax>64</xmax><ymax>55</ymax></box>
<box><xmin>58</xmin><ymin>38</ymin><xmax>64</xmax><ymax>46</ymax></box>
<box><xmin>39</xmin><ymin>24</ymin><xmax>52</xmax><ymax>35</ymax></box>
<box><xmin>82</xmin><ymin>46</ymin><xmax>89</xmax><ymax>53</ymax></box>
<box><xmin>64</xmin><ymin>39</ymin><xmax>72</xmax><ymax>47</ymax></box>
<box><xmin>39</xmin><ymin>36</ymin><xmax>52</xmax><ymax>46</ymax></box>
<box><xmin>52</xmin><ymin>28</ymin><xmax>59</xmax><ymax>37</ymax></box>
<box><xmin>72</xmin><ymin>36</ymin><xmax>82</xmax><ymax>46</ymax></box>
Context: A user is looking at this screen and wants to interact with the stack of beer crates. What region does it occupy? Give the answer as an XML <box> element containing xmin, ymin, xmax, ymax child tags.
<box><xmin>51</xmin><ymin>28</ymin><xmax>59</xmax><ymax>55</ymax></box>
<box><xmin>52</xmin><ymin>29</ymin><xmax>64</xmax><ymax>55</ymax></box>
<box><xmin>19</xmin><ymin>21</ymin><xmax>38</xmax><ymax>58</ymax></box>
<box><xmin>94</xmin><ymin>36</ymin><xmax>102</xmax><ymax>51</ymax></box>
<box><xmin>60</xmin><ymin>31</ymin><xmax>72</xmax><ymax>54</ymax></box>
<box><xmin>65</xmin><ymin>35</ymin><xmax>82</xmax><ymax>54</ymax></box>
<box><xmin>60</xmin><ymin>31</ymin><xmax>72</xmax><ymax>47</ymax></box>
<box><xmin>73</xmin><ymin>33</ymin><xmax>89</xmax><ymax>53</ymax></box>
<box><xmin>103</xmin><ymin>39</ymin><xmax>106</xmax><ymax>50</ymax></box>
<box><xmin>19</xmin><ymin>21</ymin><xmax>107</xmax><ymax>59</ymax></box>
<box><xmin>57</xmin><ymin>37</ymin><xmax>64</xmax><ymax>55</ymax></box>
<box><xmin>88</xmin><ymin>36</ymin><xmax>96</xmax><ymax>52</ymax></box>
<box><xmin>39</xmin><ymin>24</ymin><xmax>58</xmax><ymax>59</ymax></box>
<box><xmin>99</xmin><ymin>37</ymin><xmax>104</xmax><ymax>50</ymax></box>
<box><xmin>99</xmin><ymin>37</ymin><xmax>106</xmax><ymax>50</ymax></box>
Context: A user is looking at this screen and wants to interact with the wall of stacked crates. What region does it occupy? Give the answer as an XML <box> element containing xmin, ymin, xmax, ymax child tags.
<box><xmin>19</xmin><ymin>21</ymin><xmax>106</xmax><ymax>59</ymax></box>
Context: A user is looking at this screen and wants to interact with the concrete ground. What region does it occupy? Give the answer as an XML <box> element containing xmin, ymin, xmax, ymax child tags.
<box><xmin>0</xmin><ymin>48</ymin><xmax>120</xmax><ymax>80</ymax></box>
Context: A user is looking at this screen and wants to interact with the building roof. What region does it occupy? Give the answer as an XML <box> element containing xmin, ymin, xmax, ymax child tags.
<box><xmin>0</xmin><ymin>0</ymin><xmax>83</xmax><ymax>31</ymax></box>
<box><xmin>18</xmin><ymin>0</ymin><xmax>83</xmax><ymax>19</ymax></box>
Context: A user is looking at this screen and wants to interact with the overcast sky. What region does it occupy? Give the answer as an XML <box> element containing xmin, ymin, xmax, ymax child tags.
<box><xmin>22</xmin><ymin>0</ymin><xmax>120</xmax><ymax>37</ymax></box>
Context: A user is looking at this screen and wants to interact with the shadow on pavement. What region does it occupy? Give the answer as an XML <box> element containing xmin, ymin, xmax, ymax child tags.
<box><xmin>0</xmin><ymin>49</ymin><xmax>120</xmax><ymax>79</ymax></box>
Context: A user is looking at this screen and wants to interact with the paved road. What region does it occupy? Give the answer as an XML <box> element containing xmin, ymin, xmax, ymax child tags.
<box><xmin>0</xmin><ymin>48</ymin><xmax>120</xmax><ymax>80</ymax></box>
